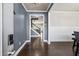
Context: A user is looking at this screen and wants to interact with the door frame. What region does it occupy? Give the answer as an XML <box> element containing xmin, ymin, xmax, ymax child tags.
<box><xmin>29</xmin><ymin>14</ymin><xmax>45</xmax><ymax>42</ymax></box>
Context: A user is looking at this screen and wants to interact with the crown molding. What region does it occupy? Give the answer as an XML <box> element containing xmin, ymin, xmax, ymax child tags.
<box><xmin>22</xmin><ymin>3</ymin><xmax>28</xmax><ymax>12</ymax></box>
<box><xmin>46</xmin><ymin>3</ymin><xmax>52</xmax><ymax>11</ymax></box>
<box><xmin>26</xmin><ymin>10</ymin><xmax>47</xmax><ymax>12</ymax></box>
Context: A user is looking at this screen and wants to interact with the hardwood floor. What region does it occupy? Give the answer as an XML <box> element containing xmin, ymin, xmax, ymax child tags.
<box><xmin>17</xmin><ymin>37</ymin><xmax>74</xmax><ymax>56</ymax></box>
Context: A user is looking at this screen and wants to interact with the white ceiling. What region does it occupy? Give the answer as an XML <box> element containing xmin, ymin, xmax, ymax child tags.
<box><xmin>23</xmin><ymin>3</ymin><xmax>50</xmax><ymax>11</ymax></box>
<box><xmin>52</xmin><ymin>3</ymin><xmax>79</xmax><ymax>11</ymax></box>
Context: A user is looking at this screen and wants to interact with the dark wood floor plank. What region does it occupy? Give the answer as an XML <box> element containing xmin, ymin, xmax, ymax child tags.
<box><xmin>17</xmin><ymin>38</ymin><xmax>74</xmax><ymax>56</ymax></box>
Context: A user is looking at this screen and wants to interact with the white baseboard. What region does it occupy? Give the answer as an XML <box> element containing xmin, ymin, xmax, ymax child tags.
<box><xmin>13</xmin><ymin>40</ymin><xmax>30</xmax><ymax>56</ymax></box>
<box><xmin>44</xmin><ymin>40</ymin><xmax>48</xmax><ymax>43</ymax></box>
<box><xmin>48</xmin><ymin>41</ymin><xmax>51</xmax><ymax>45</ymax></box>
<box><xmin>44</xmin><ymin>40</ymin><xmax>73</xmax><ymax>44</ymax></box>
<box><xmin>50</xmin><ymin>40</ymin><xmax>73</xmax><ymax>43</ymax></box>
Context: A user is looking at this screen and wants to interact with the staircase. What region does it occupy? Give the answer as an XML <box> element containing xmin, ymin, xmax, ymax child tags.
<box><xmin>31</xmin><ymin>23</ymin><xmax>41</xmax><ymax>37</ymax></box>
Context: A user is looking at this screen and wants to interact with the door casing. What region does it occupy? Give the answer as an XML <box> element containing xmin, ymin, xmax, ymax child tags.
<box><xmin>29</xmin><ymin>14</ymin><xmax>45</xmax><ymax>42</ymax></box>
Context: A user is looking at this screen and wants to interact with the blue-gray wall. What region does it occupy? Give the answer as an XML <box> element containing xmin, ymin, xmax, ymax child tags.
<box><xmin>14</xmin><ymin>3</ymin><xmax>27</xmax><ymax>51</ymax></box>
<box><xmin>14</xmin><ymin>3</ymin><xmax>48</xmax><ymax>51</ymax></box>
<box><xmin>26</xmin><ymin>12</ymin><xmax>48</xmax><ymax>40</ymax></box>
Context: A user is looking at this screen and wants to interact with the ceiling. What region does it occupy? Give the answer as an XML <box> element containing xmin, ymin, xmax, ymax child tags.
<box><xmin>52</xmin><ymin>3</ymin><xmax>79</xmax><ymax>11</ymax></box>
<box><xmin>23</xmin><ymin>3</ymin><xmax>51</xmax><ymax>12</ymax></box>
<box><xmin>23</xmin><ymin>3</ymin><xmax>79</xmax><ymax>12</ymax></box>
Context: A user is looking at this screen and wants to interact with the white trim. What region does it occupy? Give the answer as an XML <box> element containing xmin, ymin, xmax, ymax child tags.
<box><xmin>29</xmin><ymin>14</ymin><xmax>31</xmax><ymax>42</ymax></box>
<box><xmin>46</xmin><ymin>3</ymin><xmax>51</xmax><ymax>11</ymax></box>
<box><xmin>0</xmin><ymin>3</ymin><xmax>2</xmax><ymax>56</ymax></box>
<box><xmin>48</xmin><ymin>35</ymin><xmax>50</xmax><ymax>44</ymax></box>
<box><xmin>53</xmin><ymin>11</ymin><xmax>79</xmax><ymax>13</ymax></box>
<box><xmin>13</xmin><ymin>40</ymin><xmax>30</xmax><ymax>56</ymax></box>
<box><xmin>22</xmin><ymin>3</ymin><xmax>28</xmax><ymax>12</ymax></box>
<box><xmin>29</xmin><ymin>14</ymin><xmax>45</xmax><ymax>43</ymax></box>
<box><xmin>48</xmin><ymin>10</ymin><xmax>51</xmax><ymax>45</ymax></box>
<box><xmin>27</xmin><ymin>10</ymin><xmax>47</xmax><ymax>12</ymax></box>
<box><xmin>44</xmin><ymin>40</ymin><xmax>48</xmax><ymax>43</ymax></box>
<box><xmin>50</xmin><ymin>40</ymin><xmax>73</xmax><ymax>43</ymax></box>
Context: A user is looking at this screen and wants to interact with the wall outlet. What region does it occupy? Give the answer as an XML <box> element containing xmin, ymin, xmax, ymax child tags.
<box><xmin>19</xmin><ymin>42</ymin><xmax>21</xmax><ymax>45</ymax></box>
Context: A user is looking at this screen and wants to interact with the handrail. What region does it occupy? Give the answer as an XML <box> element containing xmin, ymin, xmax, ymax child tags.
<box><xmin>32</xmin><ymin>23</ymin><xmax>40</xmax><ymax>30</ymax></box>
<box><xmin>32</xmin><ymin>23</ymin><xmax>41</xmax><ymax>34</ymax></box>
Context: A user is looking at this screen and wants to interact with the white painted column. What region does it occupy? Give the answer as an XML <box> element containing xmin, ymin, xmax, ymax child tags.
<box><xmin>2</xmin><ymin>3</ymin><xmax>14</xmax><ymax>56</ymax></box>
<box><xmin>48</xmin><ymin>11</ymin><xmax>51</xmax><ymax>44</ymax></box>
<box><xmin>0</xmin><ymin>3</ymin><xmax>2</xmax><ymax>56</ymax></box>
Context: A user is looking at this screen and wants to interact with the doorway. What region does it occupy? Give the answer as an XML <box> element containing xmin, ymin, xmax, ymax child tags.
<box><xmin>29</xmin><ymin>14</ymin><xmax>45</xmax><ymax>43</ymax></box>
